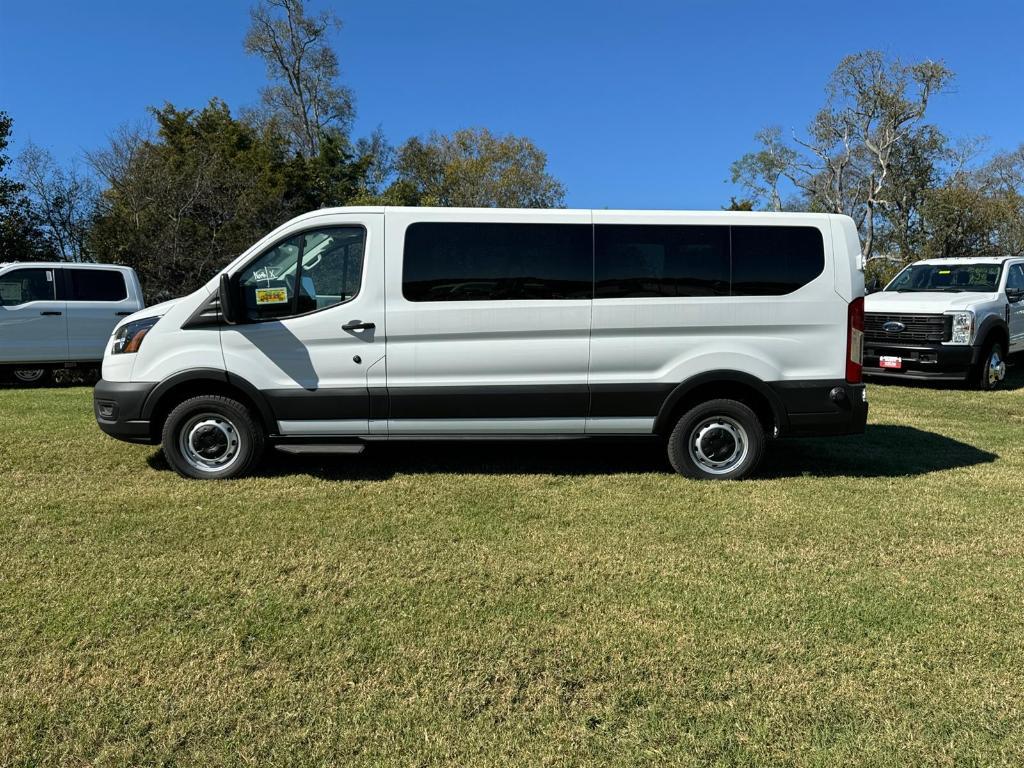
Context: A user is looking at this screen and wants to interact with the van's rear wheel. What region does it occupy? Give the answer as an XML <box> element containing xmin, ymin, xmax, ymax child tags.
<box><xmin>161</xmin><ymin>395</ymin><xmax>264</xmax><ymax>479</ymax></box>
<box><xmin>667</xmin><ymin>399</ymin><xmax>765</xmax><ymax>480</ymax></box>
<box><xmin>12</xmin><ymin>368</ymin><xmax>50</xmax><ymax>386</ymax></box>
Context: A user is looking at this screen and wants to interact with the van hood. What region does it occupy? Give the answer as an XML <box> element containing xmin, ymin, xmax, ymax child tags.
<box><xmin>865</xmin><ymin>290</ymin><xmax>997</xmax><ymax>314</ymax></box>
<box><xmin>112</xmin><ymin>294</ymin><xmax>194</xmax><ymax>330</ymax></box>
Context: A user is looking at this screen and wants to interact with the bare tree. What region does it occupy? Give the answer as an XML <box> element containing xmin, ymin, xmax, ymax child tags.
<box><xmin>798</xmin><ymin>52</ymin><xmax>953</xmax><ymax>259</ymax></box>
<box><xmin>730</xmin><ymin>51</ymin><xmax>953</xmax><ymax>262</ymax></box>
<box><xmin>17</xmin><ymin>143</ymin><xmax>98</xmax><ymax>262</ymax></box>
<box><xmin>244</xmin><ymin>0</ymin><xmax>353</xmax><ymax>158</ymax></box>
<box><xmin>729</xmin><ymin>126</ymin><xmax>795</xmax><ymax>211</ymax></box>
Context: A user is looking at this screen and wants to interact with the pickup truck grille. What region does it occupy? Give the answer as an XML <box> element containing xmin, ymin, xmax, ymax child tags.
<box><xmin>864</xmin><ymin>313</ymin><xmax>951</xmax><ymax>343</ymax></box>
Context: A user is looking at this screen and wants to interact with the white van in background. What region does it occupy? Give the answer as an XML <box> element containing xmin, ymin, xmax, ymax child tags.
<box><xmin>1</xmin><ymin>262</ymin><xmax>144</xmax><ymax>384</ymax></box>
<box><xmin>94</xmin><ymin>207</ymin><xmax>867</xmax><ymax>480</ymax></box>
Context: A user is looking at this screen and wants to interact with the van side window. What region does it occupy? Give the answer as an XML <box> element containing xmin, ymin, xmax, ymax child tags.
<box><xmin>241</xmin><ymin>227</ymin><xmax>365</xmax><ymax>322</ymax></box>
<box><xmin>67</xmin><ymin>269</ymin><xmax>127</xmax><ymax>301</ymax></box>
<box><xmin>0</xmin><ymin>268</ymin><xmax>55</xmax><ymax>306</ymax></box>
<box><xmin>731</xmin><ymin>226</ymin><xmax>824</xmax><ymax>296</ymax></box>
<box><xmin>403</xmin><ymin>222</ymin><xmax>592</xmax><ymax>302</ymax></box>
<box><xmin>595</xmin><ymin>225</ymin><xmax>729</xmax><ymax>298</ymax></box>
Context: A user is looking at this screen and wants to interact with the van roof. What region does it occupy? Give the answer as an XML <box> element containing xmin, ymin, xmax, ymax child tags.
<box><xmin>288</xmin><ymin>205</ymin><xmax>845</xmax><ymax>221</ymax></box>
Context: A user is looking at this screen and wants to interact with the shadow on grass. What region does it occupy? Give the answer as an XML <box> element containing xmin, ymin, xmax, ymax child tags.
<box><xmin>146</xmin><ymin>424</ymin><xmax>997</xmax><ymax>481</ymax></box>
<box><xmin>761</xmin><ymin>425</ymin><xmax>998</xmax><ymax>479</ymax></box>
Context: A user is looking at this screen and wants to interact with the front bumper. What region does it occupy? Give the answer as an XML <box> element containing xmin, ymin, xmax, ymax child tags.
<box><xmin>862</xmin><ymin>340</ymin><xmax>981</xmax><ymax>381</ymax></box>
<box><xmin>94</xmin><ymin>379</ymin><xmax>158</xmax><ymax>444</ymax></box>
<box><xmin>769</xmin><ymin>380</ymin><xmax>868</xmax><ymax>438</ymax></box>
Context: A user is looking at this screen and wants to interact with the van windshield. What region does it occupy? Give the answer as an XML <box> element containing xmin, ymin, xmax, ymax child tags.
<box><xmin>885</xmin><ymin>263</ymin><xmax>1002</xmax><ymax>293</ymax></box>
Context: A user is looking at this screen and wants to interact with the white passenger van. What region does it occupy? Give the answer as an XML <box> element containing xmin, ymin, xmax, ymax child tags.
<box><xmin>1</xmin><ymin>262</ymin><xmax>143</xmax><ymax>384</ymax></box>
<box><xmin>94</xmin><ymin>207</ymin><xmax>867</xmax><ymax>480</ymax></box>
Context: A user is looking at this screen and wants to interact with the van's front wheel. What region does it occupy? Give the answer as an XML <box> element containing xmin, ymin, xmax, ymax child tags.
<box><xmin>667</xmin><ymin>399</ymin><xmax>765</xmax><ymax>480</ymax></box>
<box><xmin>161</xmin><ymin>395</ymin><xmax>264</xmax><ymax>479</ymax></box>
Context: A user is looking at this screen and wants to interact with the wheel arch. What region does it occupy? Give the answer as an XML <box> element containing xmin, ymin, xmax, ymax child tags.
<box><xmin>976</xmin><ymin>316</ymin><xmax>1009</xmax><ymax>352</ymax></box>
<box><xmin>653</xmin><ymin>370</ymin><xmax>786</xmax><ymax>437</ymax></box>
<box><xmin>140</xmin><ymin>368</ymin><xmax>276</xmax><ymax>441</ymax></box>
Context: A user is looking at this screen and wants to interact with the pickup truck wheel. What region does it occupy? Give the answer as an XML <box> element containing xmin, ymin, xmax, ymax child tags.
<box><xmin>667</xmin><ymin>399</ymin><xmax>765</xmax><ymax>480</ymax></box>
<box><xmin>161</xmin><ymin>395</ymin><xmax>264</xmax><ymax>479</ymax></box>
<box><xmin>12</xmin><ymin>368</ymin><xmax>50</xmax><ymax>386</ymax></box>
<box><xmin>976</xmin><ymin>342</ymin><xmax>1007</xmax><ymax>391</ymax></box>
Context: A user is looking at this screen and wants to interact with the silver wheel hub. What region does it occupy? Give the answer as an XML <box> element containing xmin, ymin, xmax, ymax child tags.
<box><xmin>988</xmin><ymin>350</ymin><xmax>1006</xmax><ymax>386</ymax></box>
<box><xmin>13</xmin><ymin>368</ymin><xmax>45</xmax><ymax>383</ymax></box>
<box><xmin>179</xmin><ymin>414</ymin><xmax>241</xmax><ymax>472</ymax></box>
<box><xmin>689</xmin><ymin>417</ymin><xmax>749</xmax><ymax>474</ymax></box>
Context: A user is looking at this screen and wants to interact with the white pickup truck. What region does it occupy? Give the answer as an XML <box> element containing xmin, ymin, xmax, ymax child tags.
<box><xmin>0</xmin><ymin>262</ymin><xmax>144</xmax><ymax>385</ymax></box>
<box><xmin>864</xmin><ymin>256</ymin><xmax>1024</xmax><ymax>389</ymax></box>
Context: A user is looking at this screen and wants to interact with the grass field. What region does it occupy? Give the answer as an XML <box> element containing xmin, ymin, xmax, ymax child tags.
<box><xmin>2</xmin><ymin>374</ymin><xmax>1024</xmax><ymax>766</ymax></box>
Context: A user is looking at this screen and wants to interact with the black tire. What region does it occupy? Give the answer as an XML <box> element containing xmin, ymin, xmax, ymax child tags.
<box><xmin>667</xmin><ymin>399</ymin><xmax>766</xmax><ymax>480</ymax></box>
<box><xmin>161</xmin><ymin>395</ymin><xmax>264</xmax><ymax>479</ymax></box>
<box><xmin>974</xmin><ymin>340</ymin><xmax>1007</xmax><ymax>391</ymax></box>
<box><xmin>11</xmin><ymin>367</ymin><xmax>51</xmax><ymax>387</ymax></box>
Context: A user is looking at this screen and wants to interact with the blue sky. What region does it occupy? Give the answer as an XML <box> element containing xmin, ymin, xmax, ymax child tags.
<box><xmin>1</xmin><ymin>0</ymin><xmax>1022</xmax><ymax>209</ymax></box>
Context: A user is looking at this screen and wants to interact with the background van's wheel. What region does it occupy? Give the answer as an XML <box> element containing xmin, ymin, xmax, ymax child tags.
<box><xmin>12</xmin><ymin>368</ymin><xmax>50</xmax><ymax>386</ymax></box>
<box><xmin>975</xmin><ymin>341</ymin><xmax>1006</xmax><ymax>390</ymax></box>
<box><xmin>667</xmin><ymin>399</ymin><xmax>765</xmax><ymax>480</ymax></box>
<box><xmin>161</xmin><ymin>395</ymin><xmax>264</xmax><ymax>479</ymax></box>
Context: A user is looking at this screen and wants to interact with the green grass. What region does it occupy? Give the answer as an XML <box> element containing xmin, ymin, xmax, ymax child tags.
<box><xmin>2</xmin><ymin>374</ymin><xmax>1024</xmax><ymax>766</ymax></box>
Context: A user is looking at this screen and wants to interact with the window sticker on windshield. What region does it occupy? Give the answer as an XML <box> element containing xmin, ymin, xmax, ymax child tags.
<box><xmin>938</xmin><ymin>270</ymin><xmax>951</xmax><ymax>275</ymax></box>
<box><xmin>255</xmin><ymin>287</ymin><xmax>288</xmax><ymax>305</ymax></box>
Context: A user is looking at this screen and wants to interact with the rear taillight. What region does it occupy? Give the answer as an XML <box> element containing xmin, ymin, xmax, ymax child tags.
<box><xmin>847</xmin><ymin>297</ymin><xmax>864</xmax><ymax>383</ymax></box>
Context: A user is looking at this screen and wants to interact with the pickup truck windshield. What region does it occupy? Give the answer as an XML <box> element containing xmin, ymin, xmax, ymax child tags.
<box><xmin>885</xmin><ymin>263</ymin><xmax>1002</xmax><ymax>293</ymax></box>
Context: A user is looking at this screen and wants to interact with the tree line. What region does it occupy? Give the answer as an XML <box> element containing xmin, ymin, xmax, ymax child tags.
<box><xmin>729</xmin><ymin>50</ymin><xmax>1023</xmax><ymax>283</ymax></box>
<box><xmin>1</xmin><ymin>3</ymin><xmax>1021</xmax><ymax>301</ymax></box>
<box><xmin>0</xmin><ymin>0</ymin><xmax>565</xmax><ymax>302</ymax></box>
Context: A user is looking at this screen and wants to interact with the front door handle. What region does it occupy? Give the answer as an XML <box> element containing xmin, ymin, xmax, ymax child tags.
<box><xmin>40</xmin><ymin>311</ymin><xmax>62</xmax><ymax>316</ymax></box>
<box><xmin>342</xmin><ymin>321</ymin><xmax>375</xmax><ymax>331</ymax></box>
<box><xmin>115</xmin><ymin>311</ymin><xmax>132</xmax><ymax>316</ymax></box>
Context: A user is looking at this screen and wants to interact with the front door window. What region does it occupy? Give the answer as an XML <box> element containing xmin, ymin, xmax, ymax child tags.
<box><xmin>240</xmin><ymin>227</ymin><xmax>366</xmax><ymax>322</ymax></box>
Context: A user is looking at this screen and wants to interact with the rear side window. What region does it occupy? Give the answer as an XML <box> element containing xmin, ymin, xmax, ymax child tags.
<box><xmin>0</xmin><ymin>268</ymin><xmax>55</xmax><ymax>305</ymax></box>
<box><xmin>67</xmin><ymin>269</ymin><xmax>127</xmax><ymax>301</ymax></box>
<box><xmin>595</xmin><ymin>225</ymin><xmax>730</xmax><ymax>298</ymax></box>
<box><xmin>731</xmin><ymin>226</ymin><xmax>825</xmax><ymax>296</ymax></box>
<box><xmin>403</xmin><ymin>222</ymin><xmax>592</xmax><ymax>301</ymax></box>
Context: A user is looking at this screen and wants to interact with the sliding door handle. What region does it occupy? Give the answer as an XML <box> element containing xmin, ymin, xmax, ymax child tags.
<box><xmin>115</xmin><ymin>311</ymin><xmax>132</xmax><ymax>316</ymax></box>
<box><xmin>342</xmin><ymin>321</ymin><xmax>375</xmax><ymax>331</ymax></box>
<box><xmin>40</xmin><ymin>311</ymin><xmax>63</xmax><ymax>316</ymax></box>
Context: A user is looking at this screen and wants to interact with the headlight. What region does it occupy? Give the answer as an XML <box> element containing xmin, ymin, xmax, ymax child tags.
<box><xmin>947</xmin><ymin>310</ymin><xmax>974</xmax><ymax>345</ymax></box>
<box><xmin>111</xmin><ymin>317</ymin><xmax>160</xmax><ymax>355</ymax></box>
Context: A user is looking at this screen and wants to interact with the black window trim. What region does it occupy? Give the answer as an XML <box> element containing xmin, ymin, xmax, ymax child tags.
<box><xmin>232</xmin><ymin>223</ymin><xmax>368</xmax><ymax>324</ymax></box>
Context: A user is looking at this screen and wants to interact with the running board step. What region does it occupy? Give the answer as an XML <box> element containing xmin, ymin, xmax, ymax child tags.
<box><xmin>274</xmin><ymin>444</ymin><xmax>365</xmax><ymax>455</ymax></box>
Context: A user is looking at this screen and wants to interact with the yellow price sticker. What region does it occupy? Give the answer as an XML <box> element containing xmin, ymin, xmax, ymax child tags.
<box><xmin>255</xmin><ymin>287</ymin><xmax>288</xmax><ymax>305</ymax></box>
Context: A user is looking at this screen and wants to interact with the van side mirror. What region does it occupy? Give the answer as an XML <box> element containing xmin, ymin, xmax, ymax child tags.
<box><xmin>219</xmin><ymin>273</ymin><xmax>240</xmax><ymax>324</ymax></box>
<box><xmin>1007</xmin><ymin>287</ymin><xmax>1024</xmax><ymax>303</ymax></box>
<box><xmin>865</xmin><ymin>277</ymin><xmax>882</xmax><ymax>294</ymax></box>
